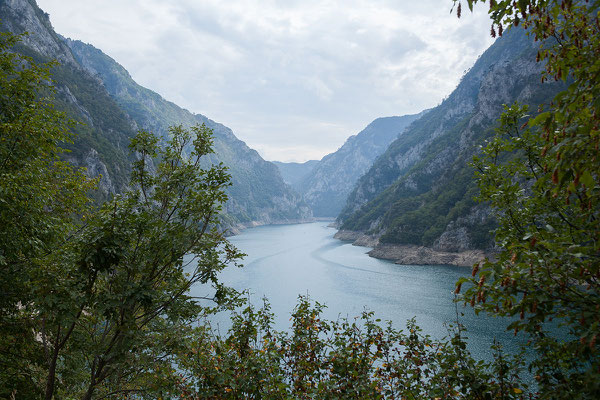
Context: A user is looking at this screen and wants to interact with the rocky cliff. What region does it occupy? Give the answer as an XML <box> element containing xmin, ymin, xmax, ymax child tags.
<box><xmin>0</xmin><ymin>0</ymin><xmax>138</xmax><ymax>197</ymax></box>
<box><xmin>292</xmin><ymin>114</ymin><xmax>423</xmax><ymax>217</ymax></box>
<box><xmin>336</xmin><ymin>27</ymin><xmax>565</xmax><ymax>266</ymax></box>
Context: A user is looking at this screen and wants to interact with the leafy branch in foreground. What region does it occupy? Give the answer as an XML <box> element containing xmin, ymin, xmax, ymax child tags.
<box><xmin>0</xmin><ymin>29</ymin><xmax>95</xmax><ymax>399</ymax></box>
<box><xmin>0</xmin><ymin>43</ymin><xmax>244</xmax><ymax>399</ymax></box>
<box><xmin>452</xmin><ymin>1</ymin><xmax>600</xmax><ymax>397</ymax></box>
<box><xmin>33</xmin><ymin>124</ymin><xmax>244</xmax><ymax>400</ymax></box>
<box><xmin>459</xmin><ymin>102</ymin><xmax>600</xmax><ymax>398</ymax></box>
<box><xmin>173</xmin><ymin>296</ymin><xmax>530</xmax><ymax>399</ymax></box>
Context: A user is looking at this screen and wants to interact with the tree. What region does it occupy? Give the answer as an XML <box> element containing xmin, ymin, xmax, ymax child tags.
<box><xmin>174</xmin><ymin>296</ymin><xmax>530</xmax><ymax>399</ymax></box>
<box><xmin>0</xmin><ymin>28</ymin><xmax>243</xmax><ymax>398</ymax></box>
<box><xmin>0</xmin><ymin>29</ymin><xmax>93</xmax><ymax>399</ymax></box>
<box><xmin>453</xmin><ymin>0</ymin><xmax>600</xmax><ymax>397</ymax></box>
<box><xmin>33</xmin><ymin>124</ymin><xmax>243</xmax><ymax>399</ymax></box>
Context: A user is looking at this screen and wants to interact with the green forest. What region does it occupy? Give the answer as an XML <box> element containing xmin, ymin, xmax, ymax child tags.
<box><xmin>1</xmin><ymin>0</ymin><xmax>599</xmax><ymax>398</ymax></box>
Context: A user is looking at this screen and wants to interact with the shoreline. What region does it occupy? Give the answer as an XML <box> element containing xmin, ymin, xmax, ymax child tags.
<box><xmin>225</xmin><ymin>222</ymin><xmax>491</xmax><ymax>267</ymax></box>
<box><xmin>334</xmin><ymin>230</ymin><xmax>491</xmax><ymax>267</ymax></box>
<box><xmin>225</xmin><ymin>217</ymin><xmax>326</xmax><ymax>237</ymax></box>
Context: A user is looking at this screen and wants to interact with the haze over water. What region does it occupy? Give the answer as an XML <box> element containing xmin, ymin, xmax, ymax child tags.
<box><xmin>189</xmin><ymin>222</ymin><xmax>522</xmax><ymax>361</ymax></box>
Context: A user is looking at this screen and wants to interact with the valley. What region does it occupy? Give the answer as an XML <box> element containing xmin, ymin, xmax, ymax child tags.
<box><xmin>0</xmin><ymin>0</ymin><xmax>557</xmax><ymax>265</ymax></box>
<box><xmin>1</xmin><ymin>0</ymin><xmax>597</xmax><ymax>397</ymax></box>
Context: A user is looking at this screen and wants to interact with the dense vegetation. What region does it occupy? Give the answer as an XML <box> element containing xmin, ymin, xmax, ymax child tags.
<box><xmin>0</xmin><ymin>30</ymin><xmax>243</xmax><ymax>398</ymax></box>
<box><xmin>453</xmin><ymin>0</ymin><xmax>600</xmax><ymax>397</ymax></box>
<box><xmin>1</xmin><ymin>0</ymin><xmax>599</xmax><ymax>397</ymax></box>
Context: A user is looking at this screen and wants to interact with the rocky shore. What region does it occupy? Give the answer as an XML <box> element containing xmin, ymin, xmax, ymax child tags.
<box><xmin>334</xmin><ymin>230</ymin><xmax>491</xmax><ymax>267</ymax></box>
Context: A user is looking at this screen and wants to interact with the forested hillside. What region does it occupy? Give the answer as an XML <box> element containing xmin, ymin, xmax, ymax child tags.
<box><xmin>337</xmin><ymin>27</ymin><xmax>565</xmax><ymax>259</ymax></box>
<box><xmin>65</xmin><ymin>39</ymin><xmax>311</xmax><ymax>225</ymax></box>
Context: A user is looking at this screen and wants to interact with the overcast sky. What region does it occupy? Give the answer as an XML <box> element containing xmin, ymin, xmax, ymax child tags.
<box><xmin>36</xmin><ymin>0</ymin><xmax>494</xmax><ymax>162</ymax></box>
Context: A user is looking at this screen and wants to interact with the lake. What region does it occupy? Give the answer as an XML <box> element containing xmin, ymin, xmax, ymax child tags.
<box><xmin>190</xmin><ymin>221</ymin><xmax>520</xmax><ymax>361</ymax></box>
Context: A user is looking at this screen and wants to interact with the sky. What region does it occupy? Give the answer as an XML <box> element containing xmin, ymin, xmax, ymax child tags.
<box><xmin>36</xmin><ymin>0</ymin><xmax>495</xmax><ymax>162</ymax></box>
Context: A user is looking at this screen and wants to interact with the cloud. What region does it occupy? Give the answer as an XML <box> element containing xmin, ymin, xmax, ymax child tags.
<box><xmin>37</xmin><ymin>0</ymin><xmax>494</xmax><ymax>162</ymax></box>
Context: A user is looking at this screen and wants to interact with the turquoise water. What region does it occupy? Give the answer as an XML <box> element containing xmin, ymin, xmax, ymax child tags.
<box><xmin>189</xmin><ymin>221</ymin><xmax>521</xmax><ymax>361</ymax></box>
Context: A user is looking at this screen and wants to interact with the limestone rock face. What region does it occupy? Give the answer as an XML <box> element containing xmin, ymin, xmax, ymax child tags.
<box><xmin>83</xmin><ymin>149</ymin><xmax>115</xmax><ymax>196</ymax></box>
<box><xmin>0</xmin><ymin>0</ymin><xmax>78</xmax><ymax>66</ymax></box>
<box><xmin>338</xmin><ymin>28</ymin><xmax>539</xmax><ymax>229</ymax></box>
<box><xmin>336</xmin><ymin>27</ymin><xmax>564</xmax><ymax>264</ymax></box>
<box><xmin>367</xmin><ymin>244</ymin><xmax>488</xmax><ymax>267</ymax></box>
<box><xmin>432</xmin><ymin>206</ymin><xmax>494</xmax><ymax>253</ymax></box>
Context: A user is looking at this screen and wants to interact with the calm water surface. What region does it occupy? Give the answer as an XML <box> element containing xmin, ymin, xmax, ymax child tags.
<box><xmin>190</xmin><ymin>221</ymin><xmax>519</xmax><ymax>361</ymax></box>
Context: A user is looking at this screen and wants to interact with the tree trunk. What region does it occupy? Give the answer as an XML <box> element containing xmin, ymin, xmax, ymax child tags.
<box><xmin>82</xmin><ymin>384</ymin><xmax>95</xmax><ymax>400</ymax></box>
<box><xmin>44</xmin><ymin>352</ymin><xmax>58</xmax><ymax>400</ymax></box>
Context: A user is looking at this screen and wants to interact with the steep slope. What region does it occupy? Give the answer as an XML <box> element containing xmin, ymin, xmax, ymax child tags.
<box><xmin>297</xmin><ymin>114</ymin><xmax>422</xmax><ymax>217</ymax></box>
<box><xmin>65</xmin><ymin>39</ymin><xmax>311</xmax><ymax>226</ymax></box>
<box><xmin>272</xmin><ymin>160</ymin><xmax>319</xmax><ymax>192</ymax></box>
<box><xmin>0</xmin><ymin>0</ymin><xmax>138</xmax><ymax>198</ymax></box>
<box><xmin>336</xmin><ymin>27</ymin><xmax>565</xmax><ymax>265</ymax></box>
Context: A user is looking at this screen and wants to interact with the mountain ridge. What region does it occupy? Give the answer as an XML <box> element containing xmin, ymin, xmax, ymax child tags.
<box><xmin>0</xmin><ymin>0</ymin><xmax>312</xmax><ymax>228</ymax></box>
<box><xmin>335</xmin><ymin>27</ymin><xmax>565</xmax><ymax>266</ymax></box>
<box><xmin>272</xmin><ymin>160</ymin><xmax>319</xmax><ymax>192</ymax></box>
<box><xmin>286</xmin><ymin>113</ymin><xmax>423</xmax><ymax>217</ymax></box>
<box><xmin>65</xmin><ymin>37</ymin><xmax>312</xmax><ymax>227</ymax></box>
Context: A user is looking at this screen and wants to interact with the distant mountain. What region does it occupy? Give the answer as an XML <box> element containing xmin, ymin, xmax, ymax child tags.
<box><xmin>0</xmin><ymin>0</ymin><xmax>311</xmax><ymax>227</ymax></box>
<box><xmin>296</xmin><ymin>114</ymin><xmax>423</xmax><ymax>217</ymax></box>
<box><xmin>65</xmin><ymin>38</ymin><xmax>311</xmax><ymax>226</ymax></box>
<box><xmin>272</xmin><ymin>160</ymin><xmax>319</xmax><ymax>192</ymax></box>
<box><xmin>336</xmin><ymin>27</ymin><xmax>565</xmax><ymax>265</ymax></box>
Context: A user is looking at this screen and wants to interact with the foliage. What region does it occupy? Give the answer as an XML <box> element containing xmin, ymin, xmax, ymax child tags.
<box><xmin>32</xmin><ymin>124</ymin><xmax>243</xmax><ymax>399</ymax></box>
<box><xmin>175</xmin><ymin>297</ymin><xmax>532</xmax><ymax>399</ymax></box>
<box><xmin>3</xmin><ymin>0</ymin><xmax>599</xmax><ymax>397</ymax></box>
<box><xmin>453</xmin><ymin>0</ymin><xmax>600</xmax><ymax>397</ymax></box>
<box><xmin>0</xmin><ymin>31</ymin><xmax>243</xmax><ymax>397</ymax></box>
<box><xmin>0</xmin><ymin>29</ymin><xmax>94</xmax><ymax>399</ymax></box>
<box><xmin>461</xmin><ymin>102</ymin><xmax>600</xmax><ymax>398</ymax></box>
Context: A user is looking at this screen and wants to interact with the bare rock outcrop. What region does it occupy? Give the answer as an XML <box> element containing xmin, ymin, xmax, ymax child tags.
<box><xmin>368</xmin><ymin>244</ymin><xmax>488</xmax><ymax>267</ymax></box>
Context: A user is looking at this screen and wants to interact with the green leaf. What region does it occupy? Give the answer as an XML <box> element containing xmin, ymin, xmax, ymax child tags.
<box><xmin>580</xmin><ymin>171</ymin><xmax>594</xmax><ymax>188</ymax></box>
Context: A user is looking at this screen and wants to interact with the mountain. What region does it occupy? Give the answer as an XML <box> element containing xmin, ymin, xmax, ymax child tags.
<box><xmin>64</xmin><ymin>38</ymin><xmax>311</xmax><ymax>226</ymax></box>
<box><xmin>294</xmin><ymin>114</ymin><xmax>423</xmax><ymax>217</ymax></box>
<box><xmin>0</xmin><ymin>0</ymin><xmax>138</xmax><ymax>199</ymax></box>
<box><xmin>0</xmin><ymin>0</ymin><xmax>311</xmax><ymax>227</ymax></box>
<box><xmin>272</xmin><ymin>160</ymin><xmax>319</xmax><ymax>192</ymax></box>
<box><xmin>335</xmin><ymin>27</ymin><xmax>565</xmax><ymax>266</ymax></box>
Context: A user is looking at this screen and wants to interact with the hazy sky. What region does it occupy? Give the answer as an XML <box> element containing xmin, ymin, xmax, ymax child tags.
<box><xmin>36</xmin><ymin>0</ymin><xmax>494</xmax><ymax>162</ymax></box>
